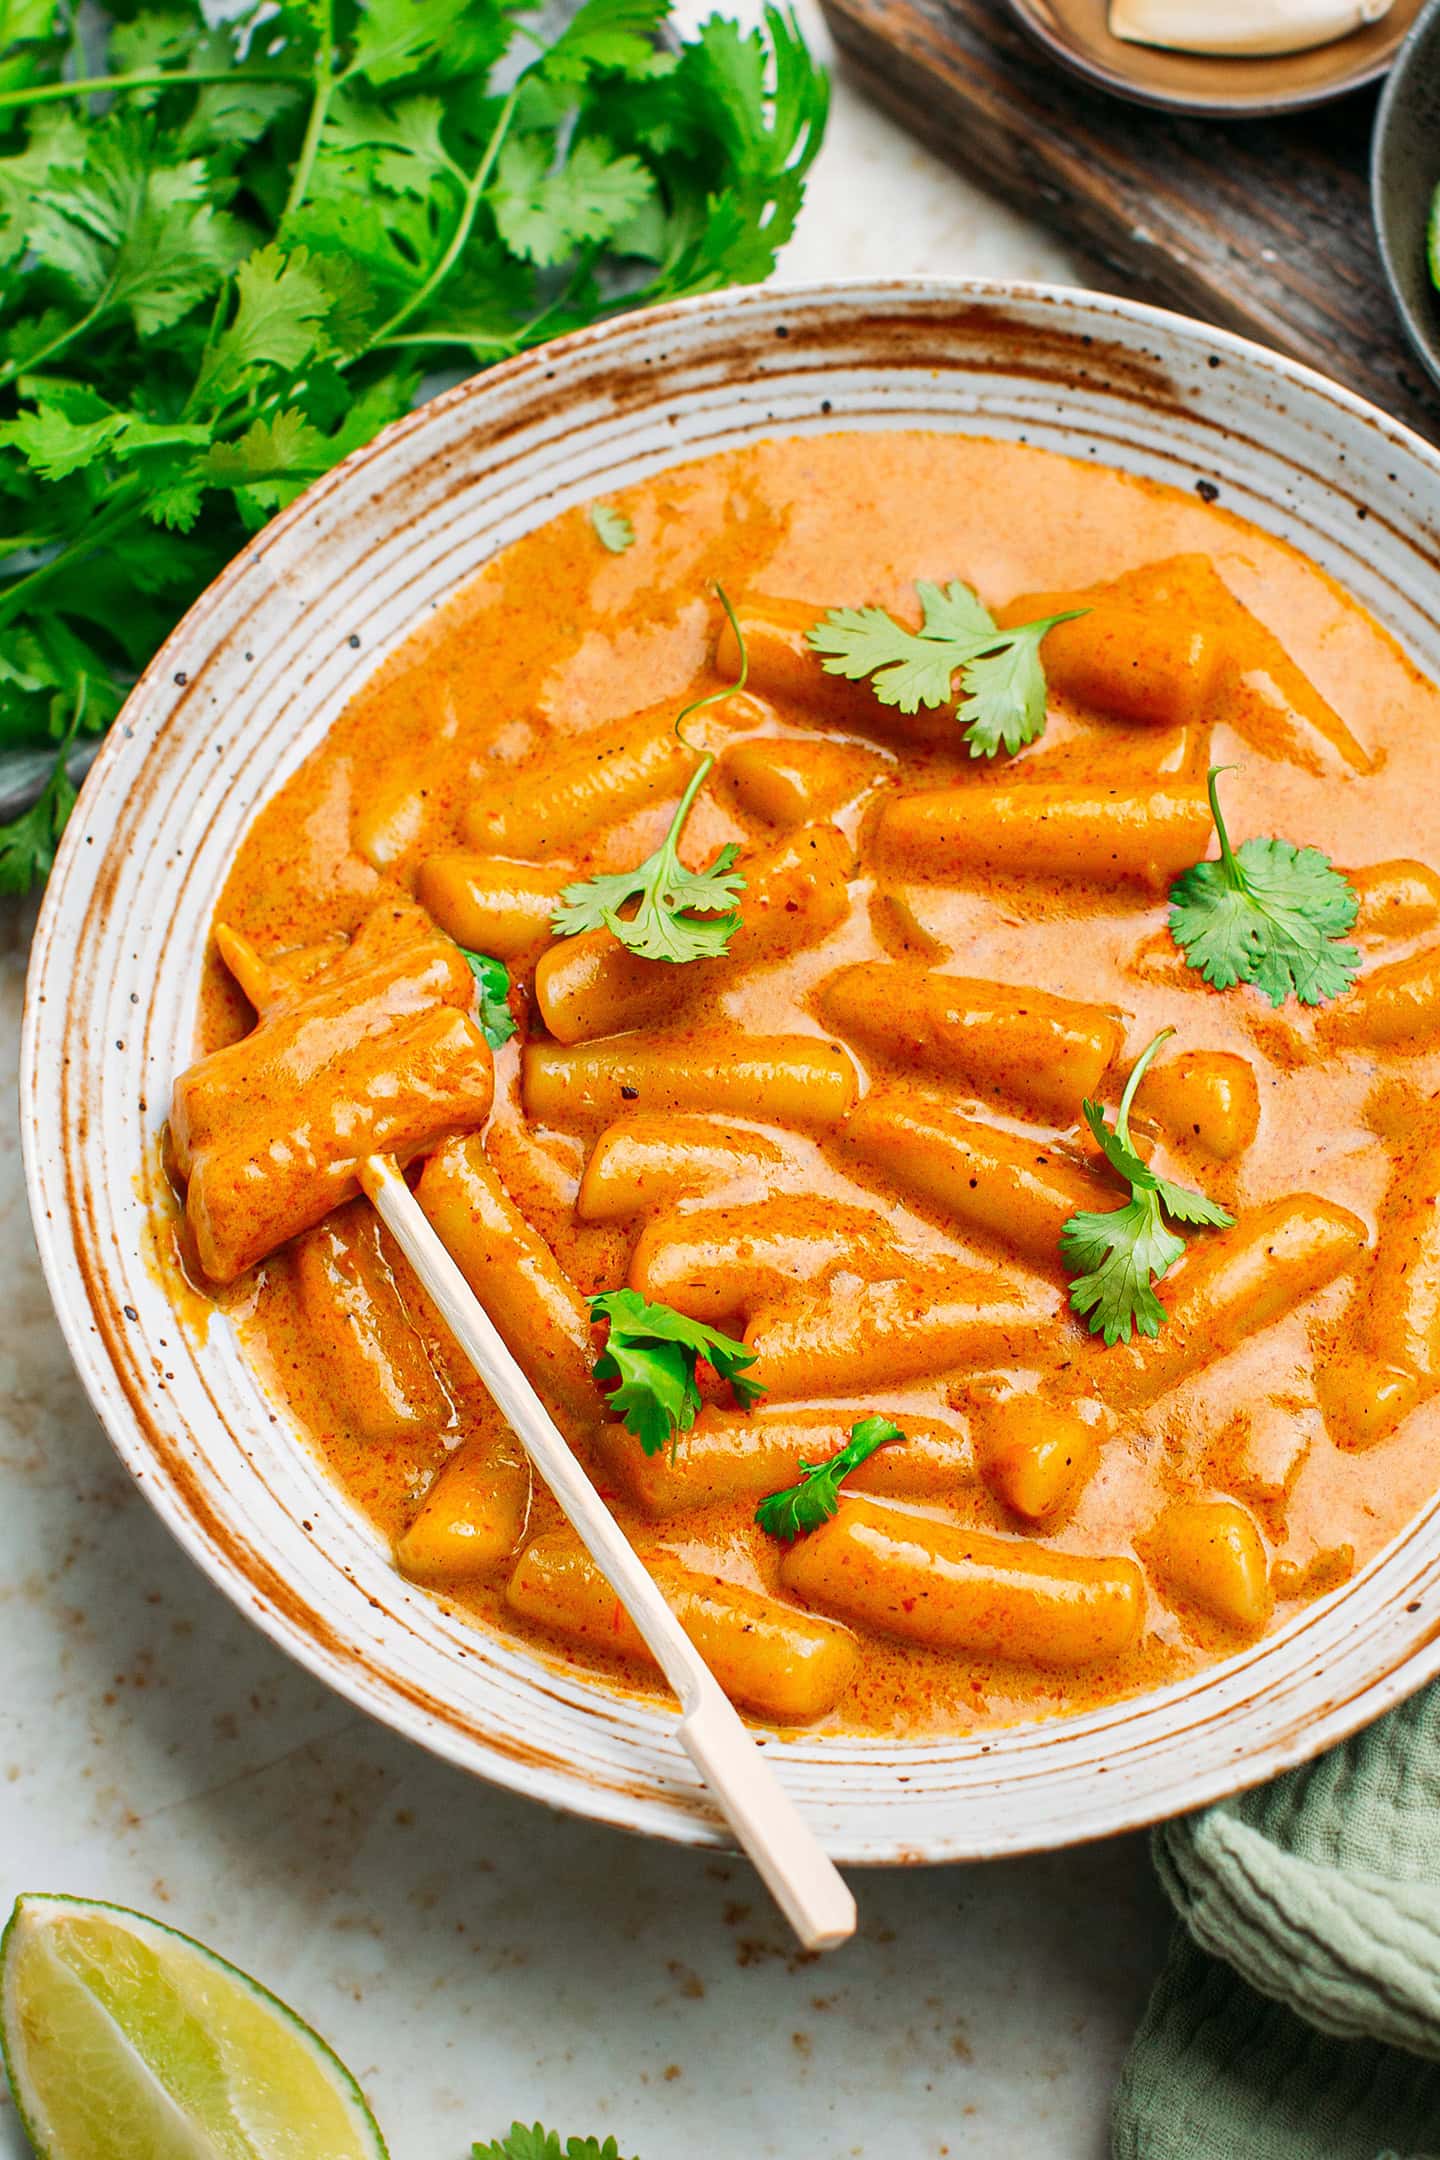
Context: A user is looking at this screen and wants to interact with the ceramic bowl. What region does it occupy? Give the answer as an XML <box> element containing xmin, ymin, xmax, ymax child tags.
<box><xmin>1374</xmin><ymin>0</ymin><xmax>1440</xmax><ymax>395</ymax></box>
<box><xmin>23</xmin><ymin>280</ymin><xmax>1440</xmax><ymax>1864</ymax></box>
<box><xmin>1005</xmin><ymin>0</ymin><xmax>1424</xmax><ymax>117</ymax></box>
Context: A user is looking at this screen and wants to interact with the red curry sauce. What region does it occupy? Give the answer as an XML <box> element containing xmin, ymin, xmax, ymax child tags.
<box><xmin>191</xmin><ymin>430</ymin><xmax>1440</xmax><ymax>1737</ymax></box>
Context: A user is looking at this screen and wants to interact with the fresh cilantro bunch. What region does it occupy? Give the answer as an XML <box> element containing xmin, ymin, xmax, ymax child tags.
<box><xmin>590</xmin><ymin>1286</ymin><xmax>763</xmax><ymax>1454</ymax></box>
<box><xmin>0</xmin><ymin>0</ymin><xmax>828</xmax><ymax>890</ymax></box>
<box><xmin>755</xmin><ymin>1413</ymin><xmax>903</xmax><ymax>1540</ymax></box>
<box><xmin>551</xmin><ymin>585</ymin><xmax>748</xmax><ymax>960</ymax></box>
<box><xmin>806</xmin><ymin>579</ymin><xmax>1084</xmax><ymax>756</ymax></box>
<box><xmin>1168</xmin><ymin>766</ymin><xmax>1360</xmax><ymax>1008</ymax></box>
<box><xmin>460</xmin><ymin>947</ymin><xmax>516</xmax><ymax>1046</ymax></box>
<box><xmin>1060</xmin><ymin>1029</ymin><xmax>1234</xmax><ymax>1347</ymax></box>
<box><xmin>474</xmin><ymin>2128</ymin><xmax>636</xmax><ymax>2160</ymax></box>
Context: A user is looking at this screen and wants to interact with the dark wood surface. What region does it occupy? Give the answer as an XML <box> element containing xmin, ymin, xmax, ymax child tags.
<box><xmin>819</xmin><ymin>0</ymin><xmax>1440</xmax><ymax>444</ymax></box>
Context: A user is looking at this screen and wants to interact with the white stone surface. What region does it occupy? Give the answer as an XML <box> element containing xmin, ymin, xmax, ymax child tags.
<box><xmin>0</xmin><ymin>37</ymin><xmax>1167</xmax><ymax>2160</ymax></box>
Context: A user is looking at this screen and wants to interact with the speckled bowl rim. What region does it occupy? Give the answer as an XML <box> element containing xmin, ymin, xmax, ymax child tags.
<box><xmin>22</xmin><ymin>277</ymin><xmax>1440</xmax><ymax>1866</ymax></box>
<box><xmin>1372</xmin><ymin>0</ymin><xmax>1440</xmax><ymax>397</ymax></box>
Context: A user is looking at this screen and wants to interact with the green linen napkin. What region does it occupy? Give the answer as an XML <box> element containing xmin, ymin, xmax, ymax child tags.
<box><xmin>1112</xmin><ymin>1680</ymin><xmax>1440</xmax><ymax>2158</ymax></box>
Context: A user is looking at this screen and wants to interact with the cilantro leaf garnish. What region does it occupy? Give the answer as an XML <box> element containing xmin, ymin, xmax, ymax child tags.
<box><xmin>755</xmin><ymin>1415</ymin><xmax>904</xmax><ymax>1541</ymax></box>
<box><xmin>806</xmin><ymin>580</ymin><xmax>1084</xmax><ymax>757</ymax></box>
<box><xmin>551</xmin><ymin>587</ymin><xmax>749</xmax><ymax>962</ymax></box>
<box><xmin>550</xmin><ymin>785</ymin><xmax>743</xmax><ymax>960</ymax></box>
<box><xmin>458</xmin><ymin>948</ymin><xmax>516</xmax><ymax>1048</ymax></box>
<box><xmin>473</xmin><ymin>2128</ymin><xmax>635</xmax><ymax>2160</ymax></box>
<box><xmin>1168</xmin><ymin>766</ymin><xmax>1360</xmax><ymax>1008</ymax></box>
<box><xmin>0</xmin><ymin>1</ymin><xmax>828</xmax><ymax>888</ymax></box>
<box><xmin>1061</xmin><ymin>1029</ymin><xmax>1234</xmax><ymax>1347</ymax></box>
<box><xmin>589</xmin><ymin>503</ymin><xmax>635</xmax><ymax>553</ymax></box>
<box><xmin>590</xmin><ymin>1287</ymin><xmax>763</xmax><ymax>1456</ymax></box>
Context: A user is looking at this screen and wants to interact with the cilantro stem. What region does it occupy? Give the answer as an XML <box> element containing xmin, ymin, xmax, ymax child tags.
<box><xmin>643</xmin><ymin>580</ymin><xmax>748</xmax><ymax>862</ymax></box>
<box><xmin>618</xmin><ymin>581</ymin><xmax>748</xmax><ymax>884</ymax></box>
<box><xmin>0</xmin><ymin>299</ymin><xmax>104</xmax><ymax>392</ymax></box>
<box><xmin>281</xmin><ymin>0</ymin><xmax>336</xmax><ymax>220</ymax></box>
<box><xmin>364</xmin><ymin>84</ymin><xmax>521</xmax><ymax>349</ymax></box>
<box><xmin>0</xmin><ymin>65</ymin><xmax>307</xmax><ymax>111</ymax></box>
<box><xmin>374</xmin><ymin>255</ymin><xmax>604</xmax><ymax>359</ymax></box>
<box><xmin>182</xmin><ymin>284</ymin><xmax>236</xmax><ymax>423</ymax></box>
<box><xmin>660</xmin><ymin>750</ymin><xmax>715</xmax><ymax>862</ymax></box>
<box><xmin>506</xmin><ymin>252</ymin><xmax>607</xmax><ymax>350</ymax></box>
<box><xmin>1113</xmin><ymin>1027</ymin><xmax>1174</xmax><ymax>1151</ymax></box>
<box><xmin>674</xmin><ymin>583</ymin><xmax>749</xmax><ymax>750</ymax></box>
<box><xmin>0</xmin><ymin>489</ymin><xmax>144</xmax><ymax>629</ymax></box>
<box><xmin>53</xmin><ymin>675</ymin><xmax>88</xmax><ymax>760</ymax></box>
<box><xmin>370</xmin><ymin>331</ymin><xmax>519</xmax><ymax>354</ymax></box>
<box><xmin>1205</xmin><ymin>764</ymin><xmax>1244</xmax><ymax>886</ymax></box>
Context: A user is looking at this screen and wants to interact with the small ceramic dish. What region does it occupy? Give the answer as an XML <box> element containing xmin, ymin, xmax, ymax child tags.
<box><xmin>1373</xmin><ymin>0</ymin><xmax>1440</xmax><ymax>396</ymax></box>
<box><xmin>22</xmin><ymin>280</ymin><xmax>1440</xmax><ymax>1863</ymax></box>
<box><xmin>1006</xmin><ymin>0</ymin><xmax>1424</xmax><ymax>115</ymax></box>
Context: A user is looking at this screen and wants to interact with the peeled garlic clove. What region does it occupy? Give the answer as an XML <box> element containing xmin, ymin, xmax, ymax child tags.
<box><xmin>1109</xmin><ymin>0</ymin><xmax>1393</xmax><ymax>57</ymax></box>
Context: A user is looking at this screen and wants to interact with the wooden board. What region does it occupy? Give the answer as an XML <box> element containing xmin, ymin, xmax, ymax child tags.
<box><xmin>819</xmin><ymin>0</ymin><xmax>1440</xmax><ymax>445</ymax></box>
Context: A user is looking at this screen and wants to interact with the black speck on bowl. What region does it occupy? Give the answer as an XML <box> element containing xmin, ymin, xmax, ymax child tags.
<box><xmin>1374</xmin><ymin>0</ymin><xmax>1440</xmax><ymax>396</ymax></box>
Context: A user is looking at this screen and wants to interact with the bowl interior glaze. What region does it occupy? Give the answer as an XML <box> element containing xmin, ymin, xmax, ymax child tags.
<box><xmin>23</xmin><ymin>280</ymin><xmax>1440</xmax><ymax>1864</ymax></box>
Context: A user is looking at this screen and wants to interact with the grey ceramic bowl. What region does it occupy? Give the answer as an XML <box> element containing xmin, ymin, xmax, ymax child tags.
<box><xmin>25</xmin><ymin>277</ymin><xmax>1440</xmax><ymax>1865</ymax></box>
<box><xmin>1374</xmin><ymin>0</ymin><xmax>1440</xmax><ymax>396</ymax></box>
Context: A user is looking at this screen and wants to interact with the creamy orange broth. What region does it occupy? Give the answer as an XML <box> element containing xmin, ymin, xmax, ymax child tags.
<box><xmin>190</xmin><ymin>429</ymin><xmax>1440</xmax><ymax>1738</ymax></box>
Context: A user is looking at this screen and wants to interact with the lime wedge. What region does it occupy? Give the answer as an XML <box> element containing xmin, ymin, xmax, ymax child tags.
<box><xmin>1429</xmin><ymin>181</ymin><xmax>1440</xmax><ymax>295</ymax></box>
<box><xmin>1</xmin><ymin>1894</ymin><xmax>388</xmax><ymax>2159</ymax></box>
